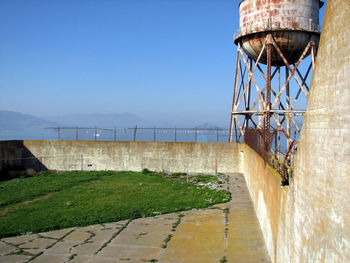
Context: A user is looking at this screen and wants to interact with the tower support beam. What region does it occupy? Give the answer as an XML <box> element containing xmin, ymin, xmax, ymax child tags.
<box><xmin>229</xmin><ymin>35</ymin><xmax>317</xmax><ymax>178</ymax></box>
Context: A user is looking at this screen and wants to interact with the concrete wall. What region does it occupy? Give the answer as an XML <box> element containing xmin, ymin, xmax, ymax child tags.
<box><xmin>240</xmin><ymin>143</ymin><xmax>302</xmax><ymax>263</ymax></box>
<box><xmin>289</xmin><ymin>0</ymin><xmax>350</xmax><ymax>261</ymax></box>
<box><xmin>18</xmin><ymin>140</ymin><xmax>242</xmax><ymax>174</ymax></box>
<box><xmin>239</xmin><ymin>144</ymin><xmax>283</xmax><ymax>262</ymax></box>
<box><xmin>0</xmin><ymin>141</ymin><xmax>47</xmax><ymax>175</ymax></box>
<box><xmin>241</xmin><ymin>1</ymin><xmax>350</xmax><ymax>262</ymax></box>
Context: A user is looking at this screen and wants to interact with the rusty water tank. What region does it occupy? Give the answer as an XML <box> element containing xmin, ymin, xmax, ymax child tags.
<box><xmin>234</xmin><ymin>0</ymin><xmax>324</xmax><ymax>66</ymax></box>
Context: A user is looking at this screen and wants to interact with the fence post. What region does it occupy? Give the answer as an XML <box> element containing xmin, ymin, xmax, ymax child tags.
<box><xmin>114</xmin><ymin>128</ymin><xmax>117</xmax><ymax>142</ymax></box>
<box><xmin>174</xmin><ymin>127</ymin><xmax>177</xmax><ymax>142</ymax></box>
<box><xmin>76</xmin><ymin>127</ymin><xmax>79</xmax><ymax>140</ymax></box>
<box><xmin>195</xmin><ymin>128</ymin><xmax>197</xmax><ymax>142</ymax></box>
<box><xmin>275</xmin><ymin>132</ymin><xmax>277</xmax><ymax>156</ymax></box>
<box><xmin>133</xmin><ymin>126</ymin><xmax>137</xmax><ymax>142</ymax></box>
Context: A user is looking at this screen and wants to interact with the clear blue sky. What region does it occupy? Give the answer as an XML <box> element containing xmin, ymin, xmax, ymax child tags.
<box><xmin>0</xmin><ymin>0</ymin><xmax>326</xmax><ymax>127</ymax></box>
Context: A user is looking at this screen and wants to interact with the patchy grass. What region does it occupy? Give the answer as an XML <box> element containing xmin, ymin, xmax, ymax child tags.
<box><xmin>0</xmin><ymin>171</ymin><xmax>230</xmax><ymax>238</ymax></box>
<box><xmin>0</xmin><ymin>171</ymin><xmax>115</xmax><ymax>207</ymax></box>
<box><xmin>165</xmin><ymin>172</ymin><xmax>226</xmax><ymax>185</ymax></box>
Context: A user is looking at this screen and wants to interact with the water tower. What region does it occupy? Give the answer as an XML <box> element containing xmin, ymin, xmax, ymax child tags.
<box><xmin>229</xmin><ymin>0</ymin><xmax>324</xmax><ymax>178</ymax></box>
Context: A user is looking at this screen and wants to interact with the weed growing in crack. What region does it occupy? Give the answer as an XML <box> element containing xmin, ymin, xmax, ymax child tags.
<box><xmin>171</xmin><ymin>213</ymin><xmax>184</xmax><ymax>232</ymax></box>
<box><xmin>220</xmin><ymin>256</ymin><xmax>228</xmax><ymax>263</ymax></box>
<box><xmin>224</xmin><ymin>208</ymin><xmax>229</xmax><ymax>238</ymax></box>
<box><xmin>84</xmin><ymin>231</ymin><xmax>96</xmax><ymax>243</ymax></box>
<box><xmin>68</xmin><ymin>253</ymin><xmax>77</xmax><ymax>261</ymax></box>
<box><xmin>95</xmin><ymin>220</ymin><xmax>132</xmax><ymax>255</ymax></box>
<box><xmin>161</xmin><ymin>234</ymin><xmax>173</xmax><ymax>248</ymax></box>
<box><xmin>46</xmin><ymin>229</ymin><xmax>75</xmax><ymax>249</ymax></box>
<box><xmin>136</xmin><ymin>232</ymin><xmax>147</xmax><ymax>239</ymax></box>
<box><xmin>27</xmin><ymin>251</ymin><xmax>43</xmax><ymax>262</ymax></box>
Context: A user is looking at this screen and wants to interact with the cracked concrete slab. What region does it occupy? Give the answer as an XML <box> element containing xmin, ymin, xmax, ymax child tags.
<box><xmin>19</xmin><ymin>237</ymin><xmax>57</xmax><ymax>250</ymax></box>
<box><xmin>0</xmin><ymin>241</ymin><xmax>17</xmax><ymax>255</ymax></box>
<box><xmin>0</xmin><ymin>254</ymin><xmax>32</xmax><ymax>263</ymax></box>
<box><xmin>89</xmin><ymin>230</ymin><xmax>116</xmax><ymax>244</ymax></box>
<box><xmin>98</xmin><ymin>244</ymin><xmax>162</xmax><ymax>261</ymax></box>
<box><xmin>43</xmin><ymin>240</ymin><xmax>75</xmax><ymax>255</ymax></box>
<box><xmin>38</xmin><ymin>228</ymin><xmax>75</xmax><ymax>240</ymax></box>
<box><xmin>63</xmin><ymin>231</ymin><xmax>92</xmax><ymax>243</ymax></box>
<box><xmin>30</xmin><ymin>254</ymin><xmax>67</xmax><ymax>263</ymax></box>
<box><xmin>70</xmin><ymin>242</ymin><xmax>102</xmax><ymax>256</ymax></box>
<box><xmin>1</xmin><ymin>234</ymin><xmax>37</xmax><ymax>245</ymax></box>
<box><xmin>0</xmin><ymin>173</ymin><xmax>270</xmax><ymax>263</ymax></box>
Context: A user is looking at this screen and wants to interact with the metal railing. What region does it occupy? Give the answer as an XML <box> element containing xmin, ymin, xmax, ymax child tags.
<box><xmin>244</xmin><ymin>127</ymin><xmax>297</xmax><ymax>185</ymax></box>
<box><xmin>46</xmin><ymin>126</ymin><xmax>233</xmax><ymax>143</ymax></box>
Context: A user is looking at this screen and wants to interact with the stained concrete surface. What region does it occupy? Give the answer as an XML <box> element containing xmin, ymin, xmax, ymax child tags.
<box><xmin>0</xmin><ymin>141</ymin><xmax>242</xmax><ymax>175</ymax></box>
<box><xmin>0</xmin><ymin>173</ymin><xmax>270</xmax><ymax>263</ymax></box>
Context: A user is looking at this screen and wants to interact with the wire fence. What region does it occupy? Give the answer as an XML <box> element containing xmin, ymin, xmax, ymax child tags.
<box><xmin>243</xmin><ymin>127</ymin><xmax>297</xmax><ymax>185</ymax></box>
<box><xmin>46</xmin><ymin>126</ymin><xmax>233</xmax><ymax>143</ymax></box>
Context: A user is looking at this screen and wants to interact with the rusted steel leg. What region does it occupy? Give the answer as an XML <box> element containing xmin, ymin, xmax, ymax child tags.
<box><xmin>265</xmin><ymin>35</ymin><xmax>272</xmax><ymax>152</ymax></box>
<box><xmin>229</xmin><ymin>48</ymin><xmax>241</xmax><ymax>142</ymax></box>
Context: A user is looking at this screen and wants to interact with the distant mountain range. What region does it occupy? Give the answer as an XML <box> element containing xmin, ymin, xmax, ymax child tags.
<box><xmin>0</xmin><ymin>111</ymin><xmax>58</xmax><ymax>131</ymax></box>
<box><xmin>194</xmin><ymin>123</ymin><xmax>222</xmax><ymax>129</ymax></box>
<box><xmin>0</xmin><ymin>111</ymin><xmax>224</xmax><ymax>129</ymax></box>
<box><xmin>43</xmin><ymin>113</ymin><xmax>158</xmax><ymax>128</ymax></box>
<box><xmin>0</xmin><ymin>111</ymin><xmax>224</xmax><ymax>141</ymax></box>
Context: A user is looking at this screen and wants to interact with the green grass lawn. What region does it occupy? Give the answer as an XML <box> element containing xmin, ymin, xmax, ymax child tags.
<box><xmin>0</xmin><ymin>171</ymin><xmax>230</xmax><ymax>238</ymax></box>
<box><xmin>0</xmin><ymin>171</ymin><xmax>115</xmax><ymax>208</ymax></box>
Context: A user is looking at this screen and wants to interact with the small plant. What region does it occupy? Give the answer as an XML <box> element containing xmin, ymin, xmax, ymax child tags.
<box><xmin>142</xmin><ymin>168</ymin><xmax>152</xmax><ymax>174</ymax></box>
<box><xmin>68</xmin><ymin>253</ymin><xmax>77</xmax><ymax>261</ymax></box>
<box><xmin>220</xmin><ymin>256</ymin><xmax>227</xmax><ymax>263</ymax></box>
<box><xmin>171</xmin><ymin>172</ymin><xmax>187</xmax><ymax>177</ymax></box>
<box><xmin>136</xmin><ymin>232</ymin><xmax>147</xmax><ymax>239</ymax></box>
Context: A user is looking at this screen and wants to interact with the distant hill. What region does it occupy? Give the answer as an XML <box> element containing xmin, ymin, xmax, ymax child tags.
<box><xmin>0</xmin><ymin>111</ymin><xmax>58</xmax><ymax>131</ymax></box>
<box><xmin>43</xmin><ymin>113</ymin><xmax>158</xmax><ymax>128</ymax></box>
<box><xmin>195</xmin><ymin>123</ymin><xmax>222</xmax><ymax>129</ymax></box>
<box><xmin>0</xmin><ymin>111</ymin><xmax>226</xmax><ymax>141</ymax></box>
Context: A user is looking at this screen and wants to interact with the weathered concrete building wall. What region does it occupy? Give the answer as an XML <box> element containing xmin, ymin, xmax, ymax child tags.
<box><xmin>0</xmin><ymin>141</ymin><xmax>47</xmax><ymax>174</ymax></box>
<box><xmin>241</xmin><ymin>1</ymin><xmax>350</xmax><ymax>262</ymax></box>
<box><xmin>289</xmin><ymin>0</ymin><xmax>350</xmax><ymax>261</ymax></box>
<box><xmin>239</xmin><ymin>144</ymin><xmax>284</xmax><ymax>262</ymax></box>
<box><xmin>18</xmin><ymin>140</ymin><xmax>242</xmax><ymax>174</ymax></box>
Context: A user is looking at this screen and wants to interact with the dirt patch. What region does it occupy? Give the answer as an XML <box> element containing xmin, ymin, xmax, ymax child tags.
<box><xmin>0</xmin><ymin>193</ymin><xmax>55</xmax><ymax>216</ymax></box>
